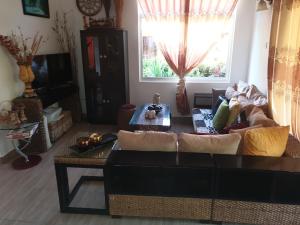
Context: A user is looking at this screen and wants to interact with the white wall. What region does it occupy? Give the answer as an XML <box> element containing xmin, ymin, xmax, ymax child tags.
<box><xmin>123</xmin><ymin>0</ymin><xmax>256</xmax><ymax>116</ymax></box>
<box><xmin>248</xmin><ymin>8</ymin><xmax>273</xmax><ymax>95</ymax></box>
<box><xmin>0</xmin><ymin>0</ymin><xmax>63</xmax><ymax>157</ymax></box>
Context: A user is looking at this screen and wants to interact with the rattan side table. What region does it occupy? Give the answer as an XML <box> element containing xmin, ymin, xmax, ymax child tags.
<box><xmin>54</xmin><ymin>132</ymin><xmax>114</xmax><ymax>215</ymax></box>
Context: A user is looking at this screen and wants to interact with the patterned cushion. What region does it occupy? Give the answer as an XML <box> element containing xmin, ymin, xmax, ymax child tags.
<box><xmin>192</xmin><ymin>108</ymin><xmax>217</xmax><ymax>134</ymax></box>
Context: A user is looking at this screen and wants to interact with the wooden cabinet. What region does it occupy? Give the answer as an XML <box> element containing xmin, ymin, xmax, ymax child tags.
<box><xmin>80</xmin><ymin>28</ymin><xmax>129</xmax><ymax>124</ymax></box>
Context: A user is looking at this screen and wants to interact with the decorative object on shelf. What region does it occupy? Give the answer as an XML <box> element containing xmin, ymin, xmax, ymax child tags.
<box><xmin>76</xmin><ymin>0</ymin><xmax>103</xmax><ymax>16</ymax></box>
<box><xmin>13</xmin><ymin>103</ymin><xmax>27</xmax><ymax>123</ymax></box>
<box><xmin>0</xmin><ymin>101</ymin><xmax>12</xmax><ymax>122</ymax></box>
<box><xmin>0</xmin><ymin>28</ymin><xmax>46</xmax><ymax>97</ymax></box>
<box><xmin>52</xmin><ymin>11</ymin><xmax>78</xmax><ymax>85</ymax></box>
<box><xmin>79</xmin><ymin>0</ymin><xmax>115</xmax><ymax>29</ymax></box>
<box><xmin>18</xmin><ymin>63</ymin><xmax>36</xmax><ymax>97</ymax></box>
<box><xmin>89</xmin><ymin>132</ymin><xmax>103</xmax><ymax>145</ymax></box>
<box><xmin>114</xmin><ymin>0</ymin><xmax>124</xmax><ymax>28</ymax></box>
<box><xmin>21</xmin><ymin>0</ymin><xmax>50</xmax><ymax>18</ymax></box>
<box><xmin>103</xmin><ymin>0</ymin><xmax>111</xmax><ymax>19</ymax></box>
<box><xmin>145</xmin><ymin>109</ymin><xmax>156</xmax><ymax>120</ymax></box>
<box><xmin>76</xmin><ymin>136</ymin><xmax>91</xmax><ymax>150</ymax></box>
<box><xmin>72</xmin><ymin>133</ymin><xmax>117</xmax><ymax>153</ymax></box>
<box><xmin>0</xmin><ymin>101</ymin><xmax>27</xmax><ymax>126</ymax></box>
<box><xmin>147</xmin><ymin>104</ymin><xmax>162</xmax><ymax>114</ymax></box>
<box><xmin>153</xmin><ymin>93</ymin><xmax>161</xmax><ymax>105</ymax></box>
<box><xmin>88</xmin><ymin>16</ymin><xmax>114</xmax><ymax>28</ymax></box>
<box><xmin>83</xmin><ymin>16</ymin><xmax>89</xmax><ymax>29</ymax></box>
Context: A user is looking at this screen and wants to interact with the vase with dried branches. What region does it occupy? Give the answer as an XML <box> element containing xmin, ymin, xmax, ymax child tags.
<box><xmin>114</xmin><ymin>0</ymin><xmax>124</xmax><ymax>28</ymax></box>
<box><xmin>52</xmin><ymin>11</ymin><xmax>78</xmax><ymax>85</ymax></box>
<box><xmin>0</xmin><ymin>28</ymin><xmax>46</xmax><ymax>98</ymax></box>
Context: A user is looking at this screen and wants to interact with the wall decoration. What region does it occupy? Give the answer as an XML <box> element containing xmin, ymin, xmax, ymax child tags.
<box><xmin>76</xmin><ymin>0</ymin><xmax>103</xmax><ymax>16</ymax></box>
<box><xmin>21</xmin><ymin>0</ymin><xmax>50</xmax><ymax>18</ymax></box>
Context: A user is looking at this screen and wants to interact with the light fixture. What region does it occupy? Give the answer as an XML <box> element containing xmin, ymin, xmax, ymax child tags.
<box><xmin>257</xmin><ymin>0</ymin><xmax>273</xmax><ymax>11</ymax></box>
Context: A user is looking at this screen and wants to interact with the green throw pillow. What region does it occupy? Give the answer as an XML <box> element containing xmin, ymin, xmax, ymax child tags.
<box><xmin>213</xmin><ymin>100</ymin><xmax>230</xmax><ymax>131</ymax></box>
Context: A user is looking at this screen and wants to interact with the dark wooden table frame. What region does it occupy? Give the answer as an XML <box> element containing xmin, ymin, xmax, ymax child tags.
<box><xmin>55</xmin><ymin>163</ymin><xmax>108</xmax><ymax>215</ymax></box>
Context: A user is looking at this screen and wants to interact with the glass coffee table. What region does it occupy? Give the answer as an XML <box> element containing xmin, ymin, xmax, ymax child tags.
<box><xmin>129</xmin><ymin>104</ymin><xmax>171</xmax><ymax>131</ymax></box>
<box><xmin>54</xmin><ymin>131</ymin><xmax>115</xmax><ymax>215</ymax></box>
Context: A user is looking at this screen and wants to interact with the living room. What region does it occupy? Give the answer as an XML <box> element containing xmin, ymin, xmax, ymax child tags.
<box><xmin>0</xmin><ymin>0</ymin><xmax>299</xmax><ymax>225</ymax></box>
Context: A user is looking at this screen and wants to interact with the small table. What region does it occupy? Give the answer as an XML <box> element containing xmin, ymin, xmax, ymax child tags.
<box><xmin>129</xmin><ymin>104</ymin><xmax>171</xmax><ymax>131</ymax></box>
<box><xmin>0</xmin><ymin>122</ymin><xmax>41</xmax><ymax>170</ymax></box>
<box><xmin>54</xmin><ymin>132</ymin><xmax>114</xmax><ymax>215</ymax></box>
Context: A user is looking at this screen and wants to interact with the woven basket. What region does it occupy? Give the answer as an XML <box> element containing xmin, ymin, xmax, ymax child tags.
<box><xmin>212</xmin><ymin>199</ymin><xmax>300</xmax><ymax>225</ymax></box>
<box><xmin>48</xmin><ymin>111</ymin><xmax>72</xmax><ymax>142</ymax></box>
<box><xmin>109</xmin><ymin>194</ymin><xmax>212</xmax><ymax>220</ymax></box>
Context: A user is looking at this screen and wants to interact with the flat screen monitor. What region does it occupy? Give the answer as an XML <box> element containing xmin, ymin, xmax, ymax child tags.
<box><xmin>32</xmin><ymin>53</ymin><xmax>72</xmax><ymax>89</ymax></box>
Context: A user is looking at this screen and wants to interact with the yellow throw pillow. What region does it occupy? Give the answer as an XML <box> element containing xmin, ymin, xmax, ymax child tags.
<box><xmin>247</xmin><ymin>106</ymin><xmax>277</xmax><ymax>127</ymax></box>
<box><xmin>117</xmin><ymin>130</ymin><xmax>177</xmax><ymax>152</ymax></box>
<box><xmin>226</xmin><ymin>97</ymin><xmax>241</xmax><ymax>127</ymax></box>
<box><xmin>243</xmin><ymin>126</ymin><xmax>290</xmax><ymax>157</ymax></box>
<box><xmin>229</xmin><ymin>125</ymin><xmax>263</xmax><ymax>154</ymax></box>
<box><xmin>178</xmin><ymin>133</ymin><xmax>241</xmax><ymax>155</ymax></box>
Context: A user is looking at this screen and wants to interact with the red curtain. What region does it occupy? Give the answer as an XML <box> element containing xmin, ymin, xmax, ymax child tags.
<box><xmin>139</xmin><ymin>0</ymin><xmax>238</xmax><ymax>115</ymax></box>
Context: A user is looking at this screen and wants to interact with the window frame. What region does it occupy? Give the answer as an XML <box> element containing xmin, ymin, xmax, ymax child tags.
<box><xmin>138</xmin><ymin>9</ymin><xmax>237</xmax><ymax>84</ymax></box>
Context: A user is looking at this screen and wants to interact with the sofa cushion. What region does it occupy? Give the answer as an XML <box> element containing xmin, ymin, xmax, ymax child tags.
<box><xmin>212</xmin><ymin>96</ymin><xmax>228</xmax><ymax>116</ymax></box>
<box><xmin>237</xmin><ymin>80</ymin><xmax>250</xmax><ymax>94</ymax></box>
<box><xmin>246</xmin><ymin>84</ymin><xmax>261</xmax><ymax>99</ymax></box>
<box><xmin>117</xmin><ymin>130</ymin><xmax>177</xmax><ymax>152</ymax></box>
<box><xmin>213</xmin><ymin>100</ymin><xmax>230</xmax><ymax>131</ymax></box>
<box><xmin>243</xmin><ymin>126</ymin><xmax>290</xmax><ymax>157</ymax></box>
<box><xmin>219</xmin><ymin>122</ymin><xmax>248</xmax><ymax>134</ymax></box>
<box><xmin>247</xmin><ymin>107</ymin><xmax>277</xmax><ymax>127</ymax></box>
<box><xmin>192</xmin><ymin>108</ymin><xmax>217</xmax><ymax>134</ymax></box>
<box><xmin>225</xmin><ymin>86</ymin><xmax>240</xmax><ymax>99</ymax></box>
<box><xmin>178</xmin><ymin>133</ymin><xmax>241</xmax><ymax>155</ymax></box>
<box><xmin>229</xmin><ymin>124</ymin><xmax>263</xmax><ymax>154</ymax></box>
<box><xmin>226</xmin><ymin>97</ymin><xmax>240</xmax><ymax>127</ymax></box>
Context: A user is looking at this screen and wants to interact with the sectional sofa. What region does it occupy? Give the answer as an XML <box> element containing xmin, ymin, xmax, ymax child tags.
<box><xmin>103</xmin><ymin>82</ymin><xmax>300</xmax><ymax>225</ymax></box>
<box><xmin>104</xmin><ymin>144</ymin><xmax>300</xmax><ymax>225</ymax></box>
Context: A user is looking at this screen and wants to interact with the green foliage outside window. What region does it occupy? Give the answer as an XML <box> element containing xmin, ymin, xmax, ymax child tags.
<box><xmin>143</xmin><ymin>58</ymin><xmax>226</xmax><ymax>79</ymax></box>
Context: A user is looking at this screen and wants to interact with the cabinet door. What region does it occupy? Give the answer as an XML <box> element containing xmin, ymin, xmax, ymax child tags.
<box><xmin>82</xmin><ymin>31</ymin><xmax>127</xmax><ymax>124</ymax></box>
<box><xmin>98</xmin><ymin>32</ymin><xmax>126</xmax><ymax>122</ymax></box>
<box><xmin>99</xmin><ymin>31</ymin><xmax>126</xmax><ymax>84</ymax></box>
<box><xmin>82</xmin><ymin>35</ymin><xmax>101</xmax><ymax>123</ymax></box>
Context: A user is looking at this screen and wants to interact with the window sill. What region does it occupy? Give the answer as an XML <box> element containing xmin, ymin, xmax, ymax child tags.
<box><xmin>139</xmin><ymin>77</ymin><xmax>230</xmax><ymax>84</ymax></box>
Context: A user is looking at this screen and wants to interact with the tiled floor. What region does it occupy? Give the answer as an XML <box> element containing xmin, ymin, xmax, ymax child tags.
<box><xmin>0</xmin><ymin>121</ymin><xmax>242</xmax><ymax>225</ymax></box>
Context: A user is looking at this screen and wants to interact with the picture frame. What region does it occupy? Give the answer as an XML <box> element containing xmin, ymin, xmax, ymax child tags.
<box><xmin>21</xmin><ymin>0</ymin><xmax>50</xmax><ymax>18</ymax></box>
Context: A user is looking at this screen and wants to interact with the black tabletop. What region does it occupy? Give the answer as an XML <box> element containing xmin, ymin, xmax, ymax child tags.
<box><xmin>214</xmin><ymin>154</ymin><xmax>300</xmax><ymax>173</ymax></box>
<box><xmin>106</xmin><ymin>150</ymin><xmax>214</xmax><ymax>168</ymax></box>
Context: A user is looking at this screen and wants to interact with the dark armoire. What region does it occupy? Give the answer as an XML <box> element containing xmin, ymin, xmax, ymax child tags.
<box><xmin>80</xmin><ymin>28</ymin><xmax>129</xmax><ymax>124</ymax></box>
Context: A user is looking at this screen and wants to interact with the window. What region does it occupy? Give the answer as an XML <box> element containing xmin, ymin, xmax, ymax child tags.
<box><xmin>140</xmin><ymin>11</ymin><xmax>236</xmax><ymax>81</ymax></box>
